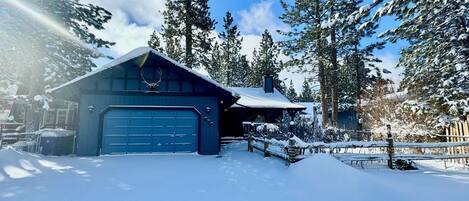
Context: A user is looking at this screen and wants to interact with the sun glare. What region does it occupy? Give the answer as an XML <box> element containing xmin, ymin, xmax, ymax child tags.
<box><xmin>5</xmin><ymin>0</ymin><xmax>84</xmax><ymax>46</ymax></box>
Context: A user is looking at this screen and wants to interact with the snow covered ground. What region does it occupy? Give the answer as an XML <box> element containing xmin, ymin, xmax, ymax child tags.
<box><xmin>0</xmin><ymin>142</ymin><xmax>468</xmax><ymax>201</ymax></box>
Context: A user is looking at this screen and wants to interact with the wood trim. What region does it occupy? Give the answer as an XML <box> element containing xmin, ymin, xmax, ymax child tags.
<box><xmin>80</xmin><ymin>89</ymin><xmax>215</xmax><ymax>97</ymax></box>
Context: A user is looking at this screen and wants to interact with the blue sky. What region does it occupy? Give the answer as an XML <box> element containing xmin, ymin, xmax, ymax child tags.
<box><xmin>85</xmin><ymin>0</ymin><xmax>406</xmax><ymax>91</ymax></box>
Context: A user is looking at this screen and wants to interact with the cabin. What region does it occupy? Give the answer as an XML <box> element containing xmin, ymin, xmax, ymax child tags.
<box><xmin>48</xmin><ymin>47</ymin><xmax>304</xmax><ymax>156</ymax></box>
<box><xmin>48</xmin><ymin>47</ymin><xmax>238</xmax><ymax>156</ymax></box>
<box><xmin>221</xmin><ymin>76</ymin><xmax>306</xmax><ymax>137</ymax></box>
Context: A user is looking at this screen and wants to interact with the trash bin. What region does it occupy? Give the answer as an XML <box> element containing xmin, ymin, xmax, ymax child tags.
<box><xmin>39</xmin><ymin>129</ymin><xmax>75</xmax><ymax>155</ymax></box>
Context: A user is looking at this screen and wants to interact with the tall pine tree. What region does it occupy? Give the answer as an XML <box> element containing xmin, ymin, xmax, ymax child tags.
<box><xmin>279</xmin><ymin>0</ymin><xmax>329</xmax><ymax>127</ymax></box>
<box><xmin>299</xmin><ymin>80</ymin><xmax>313</xmax><ymax>102</ymax></box>
<box><xmin>286</xmin><ymin>80</ymin><xmax>298</xmax><ymax>102</ymax></box>
<box><xmin>148</xmin><ymin>0</ymin><xmax>215</xmax><ymax>68</ymax></box>
<box><xmin>336</xmin><ymin>0</ymin><xmax>385</xmax><ymax>121</ymax></box>
<box><xmin>148</xmin><ymin>30</ymin><xmax>164</xmax><ymax>53</ymax></box>
<box><xmin>219</xmin><ymin>12</ymin><xmax>246</xmax><ymax>86</ymax></box>
<box><xmin>250</xmin><ymin>30</ymin><xmax>283</xmax><ymax>89</ymax></box>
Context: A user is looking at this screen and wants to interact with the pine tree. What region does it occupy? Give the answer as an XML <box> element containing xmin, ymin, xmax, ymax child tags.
<box><xmin>219</xmin><ymin>12</ymin><xmax>244</xmax><ymax>86</ymax></box>
<box><xmin>157</xmin><ymin>0</ymin><xmax>185</xmax><ymax>62</ymax></box>
<box><xmin>336</xmin><ymin>0</ymin><xmax>385</xmax><ymax>119</ymax></box>
<box><xmin>231</xmin><ymin>55</ymin><xmax>251</xmax><ymax>87</ymax></box>
<box><xmin>148</xmin><ymin>31</ymin><xmax>164</xmax><ymax>53</ymax></box>
<box><xmin>0</xmin><ymin>0</ymin><xmax>114</xmax><ymax>94</ymax></box>
<box><xmin>286</xmin><ymin>80</ymin><xmax>298</xmax><ymax>102</ymax></box>
<box><xmin>206</xmin><ymin>42</ymin><xmax>224</xmax><ymax>83</ymax></box>
<box><xmin>299</xmin><ymin>80</ymin><xmax>313</xmax><ymax>102</ymax></box>
<box><xmin>373</xmin><ymin>0</ymin><xmax>469</xmax><ymax>126</ymax></box>
<box><xmin>149</xmin><ymin>0</ymin><xmax>215</xmax><ymax>68</ymax></box>
<box><xmin>327</xmin><ymin>0</ymin><xmax>339</xmax><ymax>127</ymax></box>
<box><xmin>250</xmin><ymin>30</ymin><xmax>283</xmax><ymax>89</ymax></box>
<box><xmin>279</xmin><ymin>0</ymin><xmax>329</xmax><ymax>127</ymax></box>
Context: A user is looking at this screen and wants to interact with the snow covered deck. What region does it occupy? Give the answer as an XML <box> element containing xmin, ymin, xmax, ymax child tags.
<box><xmin>1</xmin><ymin>143</ymin><xmax>468</xmax><ymax>201</ymax></box>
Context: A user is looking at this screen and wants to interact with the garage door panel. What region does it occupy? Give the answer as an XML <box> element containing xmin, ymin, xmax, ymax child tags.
<box><xmin>126</xmin><ymin>127</ymin><xmax>153</xmax><ymax>136</ymax></box>
<box><xmin>128</xmin><ymin>118</ymin><xmax>153</xmax><ymax>125</ymax></box>
<box><xmin>101</xmin><ymin>108</ymin><xmax>198</xmax><ymax>154</ymax></box>
<box><xmin>102</xmin><ymin>136</ymin><xmax>127</xmax><ymax>145</ymax></box>
<box><xmin>103</xmin><ymin>118</ymin><xmax>128</xmax><ymax>128</ymax></box>
<box><xmin>103</xmin><ymin>128</ymin><xmax>127</xmax><ymax>135</ymax></box>
<box><xmin>152</xmin><ymin>118</ymin><xmax>175</xmax><ymax>125</ymax></box>
<box><xmin>127</xmin><ymin>136</ymin><xmax>153</xmax><ymax>143</ymax></box>
<box><xmin>127</xmin><ymin>145</ymin><xmax>153</xmax><ymax>153</ymax></box>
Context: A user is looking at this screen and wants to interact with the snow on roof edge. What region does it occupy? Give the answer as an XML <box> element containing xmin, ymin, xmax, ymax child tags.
<box><xmin>47</xmin><ymin>47</ymin><xmax>239</xmax><ymax>98</ymax></box>
<box><xmin>229</xmin><ymin>87</ymin><xmax>306</xmax><ymax>110</ymax></box>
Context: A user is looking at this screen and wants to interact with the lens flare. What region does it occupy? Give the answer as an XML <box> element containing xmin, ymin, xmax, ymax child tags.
<box><xmin>5</xmin><ymin>0</ymin><xmax>85</xmax><ymax>47</ymax></box>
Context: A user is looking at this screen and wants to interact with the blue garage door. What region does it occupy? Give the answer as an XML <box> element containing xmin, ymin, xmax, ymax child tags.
<box><xmin>101</xmin><ymin>109</ymin><xmax>198</xmax><ymax>154</ymax></box>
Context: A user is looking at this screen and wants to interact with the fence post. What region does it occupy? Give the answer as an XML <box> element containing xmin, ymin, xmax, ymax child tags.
<box><xmin>248</xmin><ymin>133</ymin><xmax>253</xmax><ymax>152</ymax></box>
<box><xmin>0</xmin><ymin>124</ymin><xmax>3</xmax><ymax>149</ymax></box>
<box><xmin>263</xmin><ymin>140</ymin><xmax>270</xmax><ymax>157</ymax></box>
<box><xmin>386</xmin><ymin>124</ymin><xmax>395</xmax><ymax>169</ymax></box>
<box><xmin>287</xmin><ymin>134</ymin><xmax>299</xmax><ymax>164</ymax></box>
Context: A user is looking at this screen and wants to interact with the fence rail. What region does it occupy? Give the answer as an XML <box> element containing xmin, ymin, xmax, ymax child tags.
<box><xmin>247</xmin><ymin>133</ymin><xmax>469</xmax><ymax>168</ymax></box>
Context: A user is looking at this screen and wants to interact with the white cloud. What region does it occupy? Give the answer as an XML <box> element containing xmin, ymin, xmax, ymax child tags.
<box><xmin>82</xmin><ymin>0</ymin><xmax>165</xmax><ymax>60</ymax></box>
<box><xmin>240</xmin><ymin>34</ymin><xmax>262</xmax><ymax>60</ymax></box>
<box><xmin>95</xmin><ymin>11</ymin><xmax>155</xmax><ymax>56</ymax></box>
<box><xmin>238</xmin><ymin>0</ymin><xmax>287</xmax><ymax>36</ymax></box>
<box><xmin>83</xmin><ymin>0</ymin><xmax>165</xmax><ymax>27</ymax></box>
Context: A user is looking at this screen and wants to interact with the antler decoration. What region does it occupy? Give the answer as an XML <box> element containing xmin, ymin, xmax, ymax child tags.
<box><xmin>140</xmin><ymin>67</ymin><xmax>163</xmax><ymax>91</ymax></box>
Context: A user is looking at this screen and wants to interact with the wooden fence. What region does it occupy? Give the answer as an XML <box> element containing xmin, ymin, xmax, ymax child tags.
<box><xmin>445</xmin><ymin>116</ymin><xmax>469</xmax><ymax>164</ymax></box>
<box><xmin>247</xmin><ymin>135</ymin><xmax>469</xmax><ymax>168</ymax></box>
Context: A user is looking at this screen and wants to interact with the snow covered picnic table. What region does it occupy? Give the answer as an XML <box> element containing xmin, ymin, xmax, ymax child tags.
<box><xmin>1</xmin><ymin>142</ymin><xmax>469</xmax><ymax>201</ymax></box>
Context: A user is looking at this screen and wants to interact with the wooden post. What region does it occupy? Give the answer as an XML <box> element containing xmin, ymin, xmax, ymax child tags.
<box><xmin>247</xmin><ymin>134</ymin><xmax>253</xmax><ymax>152</ymax></box>
<box><xmin>457</xmin><ymin>122</ymin><xmax>464</xmax><ymax>163</ymax></box>
<box><xmin>463</xmin><ymin>118</ymin><xmax>469</xmax><ymax>165</ymax></box>
<box><xmin>386</xmin><ymin>124</ymin><xmax>394</xmax><ymax>169</ymax></box>
<box><xmin>287</xmin><ymin>134</ymin><xmax>299</xmax><ymax>164</ymax></box>
<box><xmin>263</xmin><ymin>140</ymin><xmax>270</xmax><ymax>157</ymax></box>
<box><xmin>446</xmin><ymin>126</ymin><xmax>451</xmax><ymax>161</ymax></box>
<box><xmin>0</xmin><ymin>124</ymin><xmax>3</xmax><ymax>149</ymax></box>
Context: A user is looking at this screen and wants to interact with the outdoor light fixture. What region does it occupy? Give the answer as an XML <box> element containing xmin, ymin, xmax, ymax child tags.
<box><xmin>88</xmin><ymin>105</ymin><xmax>96</xmax><ymax>113</ymax></box>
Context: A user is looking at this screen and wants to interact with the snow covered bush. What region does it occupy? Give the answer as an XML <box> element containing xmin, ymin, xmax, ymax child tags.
<box><xmin>361</xmin><ymin>81</ymin><xmax>441</xmax><ymax>142</ymax></box>
<box><xmin>256</xmin><ymin>123</ymin><xmax>280</xmax><ymax>134</ymax></box>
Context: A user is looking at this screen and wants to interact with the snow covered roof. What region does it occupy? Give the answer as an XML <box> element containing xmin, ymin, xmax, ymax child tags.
<box><xmin>229</xmin><ymin>87</ymin><xmax>305</xmax><ymax>110</ymax></box>
<box><xmin>297</xmin><ymin>102</ymin><xmax>321</xmax><ymax>117</ymax></box>
<box><xmin>47</xmin><ymin>47</ymin><xmax>239</xmax><ymax>102</ymax></box>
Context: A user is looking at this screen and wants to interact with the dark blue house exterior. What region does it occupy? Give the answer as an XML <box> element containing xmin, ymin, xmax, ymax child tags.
<box><xmin>49</xmin><ymin>47</ymin><xmax>238</xmax><ymax>156</ymax></box>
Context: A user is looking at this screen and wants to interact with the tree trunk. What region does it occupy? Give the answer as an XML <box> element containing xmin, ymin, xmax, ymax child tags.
<box><xmin>354</xmin><ymin>44</ymin><xmax>362</xmax><ymax>128</ymax></box>
<box><xmin>330</xmin><ymin>2</ymin><xmax>339</xmax><ymax>128</ymax></box>
<box><xmin>184</xmin><ymin>0</ymin><xmax>193</xmax><ymax>68</ymax></box>
<box><xmin>315</xmin><ymin>0</ymin><xmax>328</xmax><ymax>128</ymax></box>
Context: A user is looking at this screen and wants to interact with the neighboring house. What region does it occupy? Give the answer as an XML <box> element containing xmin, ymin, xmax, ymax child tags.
<box><xmin>221</xmin><ymin>77</ymin><xmax>305</xmax><ymax>137</ymax></box>
<box><xmin>48</xmin><ymin>47</ymin><xmax>238</xmax><ymax>156</ymax></box>
<box><xmin>297</xmin><ymin>102</ymin><xmax>359</xmax><ymax>130</ymax></box>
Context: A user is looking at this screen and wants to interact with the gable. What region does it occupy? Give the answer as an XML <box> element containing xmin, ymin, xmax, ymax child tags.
<box><xmin>80</xmin><ymin>58</ymin><xmax>210</xmax><ymax>94</ymax></box>
<box><xmin>48</xmin><ymin>47</ymin><xmax>238</xmax><ymax>106</ymax></box>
